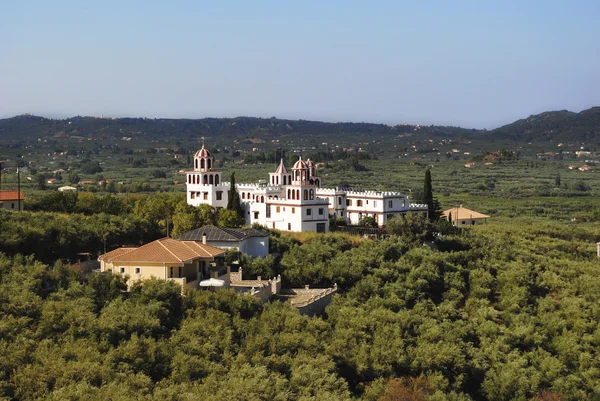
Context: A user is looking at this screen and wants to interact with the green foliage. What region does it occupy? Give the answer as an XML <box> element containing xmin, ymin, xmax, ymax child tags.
<box><xmin>0</xmin><ymin>209</ymin><xmax>159</xmax><ymax>263</ymax></box>
<box><xmin>385</xmin><ymin>214</ymin><xmax>431</xmax><ymax>241</ymax></box>
<box><xmin>226</xmin><ymin>172</ymin><xmax>245</xmax><ymax>225</ymax></box>
<box><xmin>216</xmin><ymin>208</ymin><xmax>244</xmax><ymax>228</ymax></box>
<box><xmin>1</xmin><ymin>212</ymin><xmax>600</xmax><ymax>400</ymax></box>
<box><xmin>424</xmin><ymin>168</ymin><xmax>434</xmax><ymax>218</ymax></box>
<box><xmin>171</xmin><ymin>203</ymin><xmax>215</xmax><ymax>237</ymax></box>
<box><xmin>360</xmin><ymin>216</ymin><xmax>378</xmax><ymax>227</ymax></box>
<box><xmin>80</xmin><ymin>160</ymin><xmax>103</xmax><ymax>174</ymax></box>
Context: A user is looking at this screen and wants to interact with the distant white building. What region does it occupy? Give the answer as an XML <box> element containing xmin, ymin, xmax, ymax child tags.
<box><xmin>186</xmin><ymin>145</ymin><xmax>427</xmax><ymax>233</ymax></box>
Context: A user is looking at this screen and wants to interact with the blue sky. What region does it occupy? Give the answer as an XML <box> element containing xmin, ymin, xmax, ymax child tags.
<box><xmin>1</xmin><ymin>0</ymin><xmax>599</xmax><ymax>128</ymax></box>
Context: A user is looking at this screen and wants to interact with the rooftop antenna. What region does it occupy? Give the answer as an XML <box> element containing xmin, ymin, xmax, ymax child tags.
<box><xmin>201</xmin><ymin>136</ymin><xmax>205</xmax><ymax>148</ymax></box>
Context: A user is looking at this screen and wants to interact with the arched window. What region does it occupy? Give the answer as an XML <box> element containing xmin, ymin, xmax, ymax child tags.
<box><xmin>292</xmin><ymin>190</ymin><xmax>295</xmax><ymax>200</ymax></box>
<box><xmin>315</xmin><ymin>179</ymin><xmax>320</xmax><ymax>187</ymax></box>
<box><xmin>207</xmin><ymin>159</ymin><xmax>212</xmax><ymax>169</ymax></box>
<box><xmin>287</xmin><ymin>189</ymin><xmax>291</xmax><ymax>199</ymax></box>
<box><xmin>310</xmin><ymin>189</ymin><xmax>314</xmax><ymax>199</ymax></box>
<box><xmin>201</xmin><ymin>159</ymin><xmax>205</xmax><ymax>169</ymax></box>
<box><xmin>242</xmin><ymin>192</ymin><xmax>246</xmax><ymax>199</ymax></box>
<box><xmin>203</xmin><ymin>175</ymin><xmax>208</xmax><ymax>185</ymax></box>
<box><xmin>192</xmin><ymin>175</ymin><xmax>195</xmax><ymax>184</ymax></box>
<box><xmin>296</xmin><ymin>190</ymin><xmax>300</xmax><ymax>200</ymax></box>
<box><xmin>261</xmin><ymin>196</ymin><xmax>265</xmax><ymax>203</ymax></box>
<box><xmin>338</xmin><ymin>197</ymin><xmax>342</xmax><ymax>205</ymax></box>
<box><xmin>209</xmin><ymin>175</ymin><xmax>214</xmax><ymax>185</ymax></box>
<box><xmin>215</xmin><ymin>175</ymin><xmax>220</xmax><ymax>185</ymax></box>
<box><xmin>288</xmin><ymin>175</ymin><xmax>291</xmax><ymax>183</ymax></box>
<box><xmin>276</xmin><ymin>176</ymin><xmax>279</xmax><ymax>185</ymax></box>
<box><xmin>304</xmin><ymin>190</ymin><xmax>308</xmax><ymax>200</ymax></box>
<box><xmin>195</xmin><ymin>159</ymin><xmax>198</xmax><ymax>169</ymax></box>
<box><xmin>283</xmin><ymin>176</ymin><xmax>287</xmax><ymax>185</ymax></box>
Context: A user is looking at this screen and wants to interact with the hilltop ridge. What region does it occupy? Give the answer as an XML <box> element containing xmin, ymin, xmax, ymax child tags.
<box><xmin>2</xmin><ymin>107</ymin><xmax>600</xmax><ymax>143</ymax></box>
<box><xmin>489</xmin><ymin>107</ymin><xmax>600</xmax><ymax>142</ymax></box>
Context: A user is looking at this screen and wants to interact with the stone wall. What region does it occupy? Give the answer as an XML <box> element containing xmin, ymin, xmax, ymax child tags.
<box><xmin>283</xmin><ymin>284</ymin><xmax>338</xmax><ymax>317</ymax></box>
<box><xmin>230</xmin><ymin>267</ymin><xmax>282</xmax><ymax>303</ymax></box>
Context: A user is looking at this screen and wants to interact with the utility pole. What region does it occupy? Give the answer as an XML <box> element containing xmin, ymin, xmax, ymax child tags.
<box><xmin>570</xmin><ymin>218</ymin><xmax>576</xmax><ymax>257</ymax></box>
<box><xmin>17</xmin><ymin>167</ymin><xmax>21</xmax><ymax>212</ymax></box>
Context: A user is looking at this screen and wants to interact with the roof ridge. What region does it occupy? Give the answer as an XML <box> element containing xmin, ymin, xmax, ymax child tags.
<box><xmin>158</xmin><ymin>238</ymin><xmax>182</xmax><ymax>262</ymax></box>
<box><xmin>180</xmin><ymin>240</ymin><xmax>204</xmax><ymax>258</ymax></box>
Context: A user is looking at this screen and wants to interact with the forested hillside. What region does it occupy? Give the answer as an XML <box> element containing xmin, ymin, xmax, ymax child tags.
<box><xmin>0</xmin><ymin>114</ymin><xmax>476</xmax><ymax>143</ymax></box>
<box><xmin>0</xmin><ymin>216</ymin><xmax>599</xmax><ymax>400</ymax></box>
<box><xmin>489</xmin><ymin>107</ymin><xmax>600</xmax><ymax>142</ymax></box>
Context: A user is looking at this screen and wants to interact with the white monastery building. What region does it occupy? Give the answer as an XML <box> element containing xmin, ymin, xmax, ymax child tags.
<box><xmin>186</xmin><ymin>145</ymin><xmax>427</xmax><ymax>233</ymax></box>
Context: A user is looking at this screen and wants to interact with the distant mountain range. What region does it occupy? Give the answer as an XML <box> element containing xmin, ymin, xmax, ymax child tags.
<box><xmin>0</xmin><ymin>115</ymin><xmax>475</xmax><ymax>143</ymax></box>
<box><xmin>1</xmin><ymin>107</ymin><xmax>598</xmax><ymax>143</ymax></box>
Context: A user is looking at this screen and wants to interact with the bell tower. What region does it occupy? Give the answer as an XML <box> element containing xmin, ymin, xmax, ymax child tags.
<box><xmin>194</xmin><ymin>140</ymin><xmax>213</xmax><ymax>172</ymax></box>
<box><xmin>187</xmin><ymin>140</ymin><xmax>227</xmax><ymax>208</ymax></box>
<box><xmin>269</xmin><ymin>158</ymin><xmax>289</xmax><ymax>186</ymax></box>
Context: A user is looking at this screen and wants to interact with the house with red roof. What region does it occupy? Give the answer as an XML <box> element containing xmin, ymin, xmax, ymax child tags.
<box><xmin>0</xmin><ymin>190</ymin><xmax>25</xmax><ymax>211</ymax></box>
<box><xmin>98</xmin><ymin>237</ymin><xmax>226</xmax><ymax>290</ymax></box>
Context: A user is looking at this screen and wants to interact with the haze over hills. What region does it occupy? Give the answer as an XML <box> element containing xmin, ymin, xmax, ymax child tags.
<box><xmin>0</xmin><ymin>107</ymin><xmax>599</xmax><ymax>143</ymax></box>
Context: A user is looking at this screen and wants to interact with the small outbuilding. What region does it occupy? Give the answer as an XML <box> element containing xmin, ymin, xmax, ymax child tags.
<box><xmin>442</xmin><ymin>206</ymin><xmax>490</xmax><ymax>226</ymax></box>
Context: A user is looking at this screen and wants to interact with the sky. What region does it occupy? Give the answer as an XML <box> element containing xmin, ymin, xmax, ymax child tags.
<box><xmin>1</xmin><ymin>1</ymin><xmax>599</xmax><ymax>129</ymax></box>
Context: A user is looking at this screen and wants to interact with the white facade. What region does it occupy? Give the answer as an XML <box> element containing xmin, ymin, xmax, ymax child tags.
<box><xmin>186</xmin><ymin>146</ymin><xmax>427</xmax><ymax>232</ymax></box>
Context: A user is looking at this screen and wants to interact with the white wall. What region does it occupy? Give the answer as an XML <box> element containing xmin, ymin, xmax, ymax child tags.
<box><xmin>246</xmin><ymin>237</ymin><xmax>269</xmax><ymax>257</ymax></box>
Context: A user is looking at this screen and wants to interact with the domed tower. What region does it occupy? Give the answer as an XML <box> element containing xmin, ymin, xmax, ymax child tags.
<box><xmin>186</xmin><ymin>143</ymin><xmax>226</xmax><ymax>208</ymax></box>
<box><xmin>291</xmin><ymin>157</ymin><xmax>308</xmax><ymax>185</ymax></box>
<box><xmin>194</xmin><ymin>144</ymin><xmax>213</xmax><ymax>172</ymax></box>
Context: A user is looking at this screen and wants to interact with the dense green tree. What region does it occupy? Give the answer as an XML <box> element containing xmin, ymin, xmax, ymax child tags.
<box><xmin>226</xmin><ymin>172</ymin><xmax>245</xmax><ymax>224</ymax></box>
<box><xmin>171</xmin><ymin>203</ymin><xmax>215</xmax><ymax>237</ymax></box>
<box><xmin>217</xmin><ymin>208</ymin><xmax>245</xmax><ymax>228</ymax></box>
<box><xmin>424</xmin><ymin>169</ymin><xmax>434</xmax><ymax>220</ymax></box>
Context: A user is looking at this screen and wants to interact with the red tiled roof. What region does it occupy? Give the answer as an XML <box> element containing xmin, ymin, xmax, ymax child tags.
<box><xmin>292</xmin><ymin>157</ymin><xmax>307</xmax><ymax>170</ymax></box>
<box><xmin>101</xmin><ymin>238</ymin><xmax>225</xmax><ymax>263</ymax></box>
<box><xmin>98</xmin><ymin>247</ymin><xmax>137</xmax><ymax>261</ymax></box>
<box><xmin>0</xmin><ymin>190</ymin><xmax>25</xmax><ymax>201</ymax></box>
<box><xmin>275</xmin><ymin>158</ymin><xmax>287</xmax><ymax>174</ymax></box>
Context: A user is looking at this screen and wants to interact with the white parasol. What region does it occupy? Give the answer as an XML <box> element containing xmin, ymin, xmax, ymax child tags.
<box><xmin>199</xmin><ymin>278</ymin><xmax>225</xmax><ymax>287</ymax></box>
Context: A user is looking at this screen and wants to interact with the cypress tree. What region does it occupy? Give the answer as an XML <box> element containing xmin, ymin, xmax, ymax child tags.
<box><xmin>424</xmin><ymin>169</ymin><xmax>434</xmax><ymax>219</ymax></box>
<box><xmin>227</xmin><ymin>172</ymin><xmax>245</xmax><ymax>225</ymax></box>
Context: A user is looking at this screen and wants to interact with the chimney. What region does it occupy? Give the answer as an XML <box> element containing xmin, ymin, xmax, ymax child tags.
<box><xmin>202</xmin><ymin>233</ymin><xmax>207</xmax><ymax>245</ymax></box>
